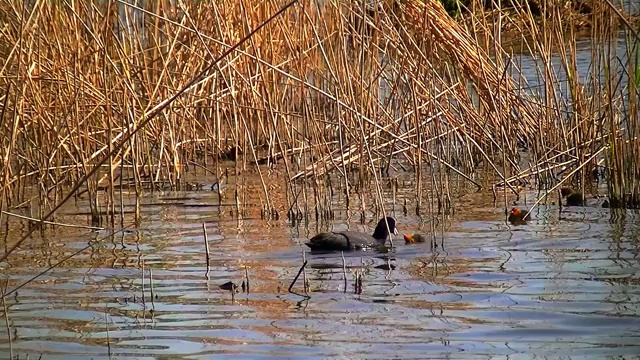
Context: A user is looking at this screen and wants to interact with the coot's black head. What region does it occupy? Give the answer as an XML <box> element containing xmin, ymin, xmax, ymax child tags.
<box><xmin>372</xmin><ymin>217</ymin><xmax>397</xmax><ymax>240</ymax></box>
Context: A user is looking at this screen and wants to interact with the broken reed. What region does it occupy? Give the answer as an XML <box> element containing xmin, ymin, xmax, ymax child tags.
<box><xmin>0</xmin><ymin>0</ymin><xmax>638</xmax><ymax>237</ymax></box>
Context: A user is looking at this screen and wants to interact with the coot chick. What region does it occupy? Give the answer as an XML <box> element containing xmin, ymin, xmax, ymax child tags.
<box><xmin>508</xmin><ymin>207</ymin><xmax>530</xmax><ymax>224</ymax></box>
<box><xmin>404</xmin><ymin>233</ymin><xmax>426</xmax><ymax>244</ymax></box>
<box><xmin>306</xmin><ymin>217</ymin><xmax>398</xmax><ymax>251</ymax></box>
<box><xmin>560</xmin><ymin>188</ymin><xmax>585</xmax><ymax>206</ymax></box>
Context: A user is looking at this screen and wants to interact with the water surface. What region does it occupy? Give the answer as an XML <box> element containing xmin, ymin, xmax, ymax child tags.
<box><xmin>1</xmin><ymin>172</ymin><xmax>639</xmax><ymax>359</ymax></box>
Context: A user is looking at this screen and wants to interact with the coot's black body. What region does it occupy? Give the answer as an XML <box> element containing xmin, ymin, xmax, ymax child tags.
<box><xmin>561</xmin><ymin>188</ymin><xmax>585</xmax><ymax>206</ymax></box>
<box><xmin>306</xmin><ymin>217</ymin><xmax>397</xmax><ymax>251</ymax></box>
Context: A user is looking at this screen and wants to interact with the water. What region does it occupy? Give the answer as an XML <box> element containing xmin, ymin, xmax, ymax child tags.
<box><xmin>1</xmin><ymin>171</ymin><xmax>639</xmax><ymax>359</ymax></box>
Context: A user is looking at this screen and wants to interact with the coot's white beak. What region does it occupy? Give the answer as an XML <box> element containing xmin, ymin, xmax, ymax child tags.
<box><xmin>393</xmin><ymin>228</ymin><xmax>399</xmax><ymax>236</ymax></box>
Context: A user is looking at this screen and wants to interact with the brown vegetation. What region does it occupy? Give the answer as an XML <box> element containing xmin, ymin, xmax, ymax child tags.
<box><xmin>0</xmin><ymin>0</ymin><xmax>639</xmax><ymax>262</ymax></box>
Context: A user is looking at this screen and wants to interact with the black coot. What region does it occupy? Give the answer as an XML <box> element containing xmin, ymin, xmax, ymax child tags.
<box><xmin>306</xmin><ymin>217</ymin><xmax>398</xmax><ymax>251</ymax></box>
<box><xmin>561</xmin><ymin>188</ymin><xmax>585</xmax><ymax>206</ymax></box>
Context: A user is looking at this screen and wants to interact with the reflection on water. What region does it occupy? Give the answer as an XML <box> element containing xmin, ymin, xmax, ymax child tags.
<box><xmin>1</xmin><ymin>170</ymin><xmax>639</xmax><ymax>359</ymax></box>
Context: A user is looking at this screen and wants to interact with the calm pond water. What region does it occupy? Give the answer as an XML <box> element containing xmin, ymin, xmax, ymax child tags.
<box><xmin>1</xmin><ymin>167</ymin><xmax>639</xmax><ymax>359</ymax></box>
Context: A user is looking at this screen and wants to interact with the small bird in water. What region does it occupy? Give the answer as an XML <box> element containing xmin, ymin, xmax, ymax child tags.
<box><xmin>508</xmin><ymin>207</ymin><xmax>530</xmax><ymax>224</ymax></box>
<box><xmin>560</xmin><ymin>188</ymin><xmax>585</xmax><ymax>206</ymax></box>
<box><xmin>305</xmin><ymin>217</ymin><xmax>398</xmax><ymax>251</ymax></box>
<box><xmin>403</xmin><ymin>233</ymin><xmax>426</xmax><ymax>244</ymax></box>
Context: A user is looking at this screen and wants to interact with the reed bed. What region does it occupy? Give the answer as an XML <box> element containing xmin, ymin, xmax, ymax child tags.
<box><xmin>0</xmin><ymin>0</ymin><xmax>639</xmax><ymax>251</ymax></box>
<box><xmin>463</xmin><ymin>0</ymin><xmax>640</xmax><ymax>208</ymax></box>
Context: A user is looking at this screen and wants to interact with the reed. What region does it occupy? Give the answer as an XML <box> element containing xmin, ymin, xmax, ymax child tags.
<box><xmin>0</xmin><ymin>0</ymin><xmax>638</xmax><ymax>261</ymax></box>
<box><xmin>461</xmin><ymin>0</ymin><xmax>640</xmax><ymax>208</ymax></box>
